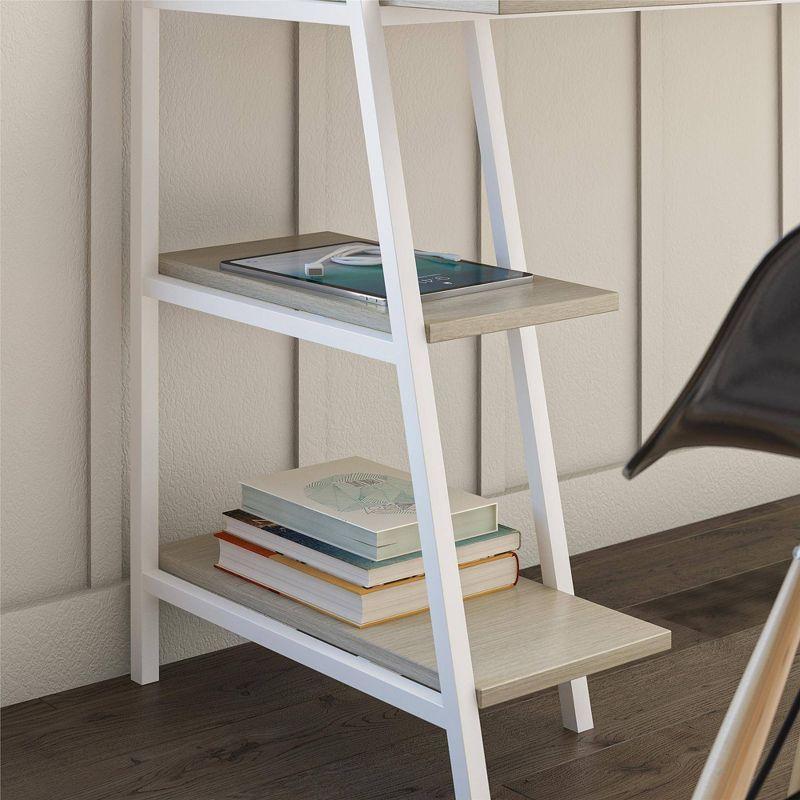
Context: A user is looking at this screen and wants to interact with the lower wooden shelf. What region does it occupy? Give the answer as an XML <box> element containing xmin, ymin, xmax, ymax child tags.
<box><xmin>160</xmin><ymin>534</ymin><xmax>670</xmax><ymax>707</ymax></box>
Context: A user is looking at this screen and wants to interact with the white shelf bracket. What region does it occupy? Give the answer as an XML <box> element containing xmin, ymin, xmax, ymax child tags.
<box><xmin>464</xmin><ymin>18</ymin><xmax>594</xmax><ymax>733</ymax></box>
<box><xmin>347</xmin><ymin>1</ymin><xmax>491</xmax><ymax>798</ymax></box>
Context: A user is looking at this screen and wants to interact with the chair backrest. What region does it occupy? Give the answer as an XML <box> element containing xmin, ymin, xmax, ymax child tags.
<box><xmin>623</xmin><ymin>227</ymin><xmax>800</xmax><ymax>800</ymax></box>
<box><xmin>625</xmin><ymin>225</ymin><xmax>800</xmax><ymax>479</ymax></box>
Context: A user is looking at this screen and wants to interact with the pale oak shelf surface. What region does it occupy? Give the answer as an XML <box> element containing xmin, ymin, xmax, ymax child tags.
<box><xmin>159</xmin><ymin>534</ymin><xmax>671</xmax><ymax>708</ymax></box>
<box><xmin>157</xmin><ymin>231</ymin><xmax>618</xmax><ymax>344</ymax></box>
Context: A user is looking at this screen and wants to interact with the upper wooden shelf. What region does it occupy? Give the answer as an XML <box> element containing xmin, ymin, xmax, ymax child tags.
<box><xmin>376</xmin><ymin>0</ymin><xmax>765</xmax><ymax>14</ymax></box>
<box><xmin>159</xmin><ymin>232</ymin><xmax>617</xmax><ymax>344</ymax></box>
<box><xmin>161</xmin><ymin>534</ymin><xmax>671</xmax><ymax>707</ymax></box>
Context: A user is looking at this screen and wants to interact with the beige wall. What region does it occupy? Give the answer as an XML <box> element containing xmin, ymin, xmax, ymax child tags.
<box><xmin>1</xmin><ymin>4</ymin><xmax>300</xmax><ymax>703</ymax></box>
<box><xmin>2</xmin><ymin>1</ymin><xmax>91</xmax><ymax>609</ymax></box>
<box><xmin>2</xmin><ymin>1</ymin><xmax>800</xmax><ymax>706</ymax></box>
<box><xmin>155</xmin><ymin>10</ymin><xmax>298</xmax><ymax>661</ymax></box>
<box><xmin>295</xmin><ymin>6</ymin><xmax>800</xmax><ymax>575</ymax></box>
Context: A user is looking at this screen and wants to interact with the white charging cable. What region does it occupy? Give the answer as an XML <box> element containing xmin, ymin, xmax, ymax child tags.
<box><xmin>304</xmin><ymin>244</ymin><xmax>460</xmax><ymax>277</ymax></box>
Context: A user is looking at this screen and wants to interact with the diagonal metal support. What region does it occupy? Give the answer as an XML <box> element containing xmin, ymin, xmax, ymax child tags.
<box><xmin>347</xmin><ymin>2</ymin><xmax>491</xmax><ymax>798</ymax></box>
<box><xmin>464</xmin><ymin>17</ymin><xmax>594</xmax><ymax>733</ymax></box>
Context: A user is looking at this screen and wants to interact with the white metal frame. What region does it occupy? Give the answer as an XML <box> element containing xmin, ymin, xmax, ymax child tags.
<box><xmin>465</xmin><ymin>19</ymin><xmax>593</xmax><ymax>733</ymax></box>
<box><xmin>130</xmin><ymin>2</ymin><xmax>595</xmax><ymax>797</ymax></box>
<box><xmin>131</xmin><ymin>1</ymin><xmax>160</xmax><ymax>687</ymax></box>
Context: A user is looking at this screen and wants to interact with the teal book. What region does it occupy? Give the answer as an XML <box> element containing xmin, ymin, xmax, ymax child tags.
<box><xmin>240</xmin><ymin>456</ymin><xmax>499</xmax><ymax>562</ymax></box>
<box><xmin>224</xmin><ymin>509</ymin><xmax>520</xmax><ymax>588</ymax></box>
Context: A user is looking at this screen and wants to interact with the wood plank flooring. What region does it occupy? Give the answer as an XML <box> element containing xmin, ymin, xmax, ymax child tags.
<box><xmin>2</xmin><ymin>495</ymin><xmax>799</xmax><ymax>799</ymax></box>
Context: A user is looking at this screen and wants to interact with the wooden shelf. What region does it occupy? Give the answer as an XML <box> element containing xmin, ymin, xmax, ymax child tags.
<box><xmin>160</xmin><ymin>534</ymin><xmax>670</xmax><ymax>708</ymax></box>
<box><xmin>159</xmin><ymin>232</ymin><xmax>618</xmax><ymax>344</ymax></box>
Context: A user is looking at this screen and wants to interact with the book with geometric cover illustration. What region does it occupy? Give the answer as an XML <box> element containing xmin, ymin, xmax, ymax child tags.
<box><xmin>223</xmin><ymin>509</ymin><xmax>520</xmax><ymax>587</ymax></box>
<box><xmin>240</xmin><ymin>456</ymin><xmax>499</xmax><ymax>561</ymax></box>
<box><xmin>214</xmin><ymin>531</ymin><xmax>519</xmax><ymax>627</ymax></box>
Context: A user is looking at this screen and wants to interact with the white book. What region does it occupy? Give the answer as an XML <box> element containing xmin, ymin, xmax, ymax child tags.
<box><xmin>241</xmin><ymin>456</ymin><xmax>498</xmax><ymax>561</ymax></box>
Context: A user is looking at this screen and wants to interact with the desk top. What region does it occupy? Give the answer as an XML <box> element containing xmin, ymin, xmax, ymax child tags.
<box><xmin>380</xmin><ymin>0</ymin><xmax>777</xmax><ymax>14</ymax></box>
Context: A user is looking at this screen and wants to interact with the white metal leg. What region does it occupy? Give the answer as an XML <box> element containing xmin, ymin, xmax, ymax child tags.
<box><xmin>130</xmin><ymin>2</ymin><xmax>161</xmax><ymax>685</ymax></box>
<box><xmin>347</xmin><ymin>2</ymin><xmax>490</xmax><ymax>798</ymax></box>
<box><xmin>464</xmin><ymin>18</ymin><xmax>594</xmax><ymax>733</ymax></box>
<box><xmin>692</xmin><ymin>550</ymin><xmax>800</xmax><ymax>800</ymax></box>
<box><xmin>506</xmin><ymin>327</ymin><xmax>594</xmax><ymax>732</ymax></box>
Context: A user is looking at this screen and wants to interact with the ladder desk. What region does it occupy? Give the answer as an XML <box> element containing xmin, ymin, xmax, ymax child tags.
<box><xmin>129</xmin><ymin>0</ymin><xmax>788</xmax><ymax>796</ymax></box>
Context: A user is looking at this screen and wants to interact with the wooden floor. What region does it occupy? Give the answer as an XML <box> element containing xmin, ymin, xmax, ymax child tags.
<box><xmin>3</xmin><ymin>496</ymin><xmax>800</xmax><ymax>800</ymax></box>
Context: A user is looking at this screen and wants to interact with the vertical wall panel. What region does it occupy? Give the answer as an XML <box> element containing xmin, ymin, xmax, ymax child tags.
<box><xmin>477</xmin><ymin>68</ymin><xmax>510</xmax><ymax>497</ymax></box>
<box><xmin>498</xmin><ymin>13</ymin><xmax>640</xmax><ymax>486</ymax></box>
<box><xmin>297</xmin><ymin>23</ymin><xmax>480</xmax><ymax>492</ymax></box>
<box><xmin>153</xmin><ymin>12</ymin><xmax>299</xmax><ymax>661</ymax></box>
<box><xmin>111</xmin><ymin>11</ymin><xmax>301</xmax><ymax>660</ymax></box>
<box><xmin>1</xmin><ymin>1</ymin><xmax>91</xmax><ymax>607</ymax></box>
<box><xmin>156</xmin><ymin>13</ymin><xmax>298</xmax><ymax>565</ymax></box>
<box><xmin>639</xmin><ymin>11</ymin><xmax>666</xmax><ymax>439</ymax></box>
<box><xmin>659</xmin><ymin>5</ymin><xmax>780</xmax><ymax>404</ymax></box>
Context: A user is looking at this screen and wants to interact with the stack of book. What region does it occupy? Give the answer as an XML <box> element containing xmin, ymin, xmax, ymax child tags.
<box><xmin>215</xmin><ymin>456</ymin><xmax>520</xmax><ymax>628</ymax></box>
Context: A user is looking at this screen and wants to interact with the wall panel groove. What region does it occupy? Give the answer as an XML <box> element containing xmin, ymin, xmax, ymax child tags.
<box><xmin>89</xmin><ymin>0</ymin><xmax>124</xmax><ymax>588</ymax></box>
<box><xmin>1</xmin><ymin>0</ymin><xmax>92</xmax><ymax>608</ymax></box>
<box><xmin>297</xmin><ymin>22</ymin><xmax>333</xmax><ymax>468</ymax></box>
<box><xmin>484</xmin><ymin>14</ymin><xmax>640</xmax><ymax>493</ymax></box>
<box><xmin>780</xmin><ymin>3</ymin><xmax>800</xmax><ymax>232</ymax></box>
<box><xmin>638</xmin><ymin>10</ymin><xmax>666</xmax><ymax>441</ymax></box>
<box><xmin>477</xmin><ymin>25</ymin><xmax>510</xmax><ymax>497</ymax></box>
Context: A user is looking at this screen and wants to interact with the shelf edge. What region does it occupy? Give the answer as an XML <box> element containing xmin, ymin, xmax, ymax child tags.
<box><xmin>475</xmin><ymin>625</ymin><xmax>671</xmax><ymax>708</ymax></box>
<box><xmin>425</xmin><ymin>289</ymin><xmax>620</xmax><ymax>343</ymax></box>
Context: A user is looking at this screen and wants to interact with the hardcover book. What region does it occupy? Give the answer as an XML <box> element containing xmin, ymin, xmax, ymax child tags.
<box><xmin>240</xmin><ymin>457</ymin><xmax>498</xmax><ymax>561</ymax></box>
<box><xmin>214</xmin><ymin>531</ymin><xmax>519</xmax><ymax>627</ymax></box>
<box><xmin>223</xmin><ymin>509</ymin><xmax>520</xmax><ymax>588</ymax></box>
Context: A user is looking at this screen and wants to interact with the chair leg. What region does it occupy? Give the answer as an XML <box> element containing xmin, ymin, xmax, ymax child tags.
<box><xmin>691</xmin><ymin>551</ymin><xmax>800</xmax><ymax>800</ymax></box>
<box><xmin>789</xmin><ymin>732</ymin><xmax>800</xmax><ymax>795</ymax></box>
<box><xmin>347</xmin><ymin>2</ymin><xmax>490</xmax><ymax>797</ymax></box>
<box><xmin>464</xmin><ymin>18</ymin><xmax>593</xmax><ymax>733</ymax></box>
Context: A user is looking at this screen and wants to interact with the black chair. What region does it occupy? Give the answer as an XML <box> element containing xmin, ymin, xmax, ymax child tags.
<box><xmin>624</xmin><ymin>226</ymin><xmax>800</xmax><ymax>800</ymax></box>
<box><xmin>625</xmin><ymin>225</ymin><xmax>800</xmax><ymax>480</ymax></box>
